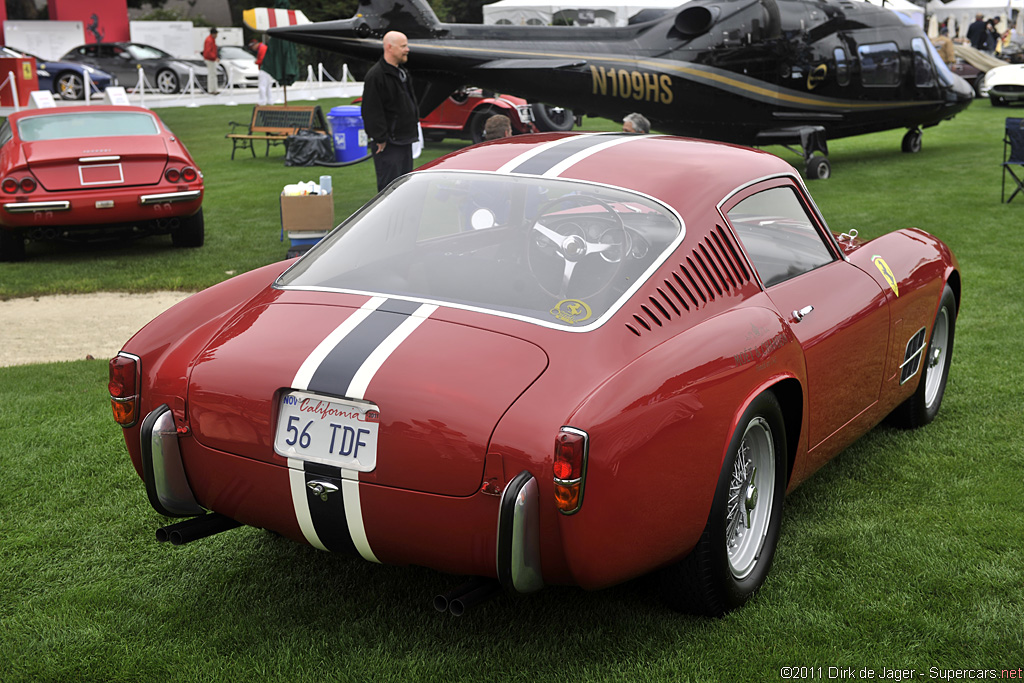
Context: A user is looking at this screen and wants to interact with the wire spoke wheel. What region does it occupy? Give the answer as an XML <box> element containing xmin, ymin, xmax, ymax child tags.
<box><xmin>725</xmin><ymin>417</ymin><xmax>775</xmax><ymax>580</ymax></box>
<box><xmin>923</xmin><ymin>306</ymin><xmax>950</xmax><ymax>409</ymax></box>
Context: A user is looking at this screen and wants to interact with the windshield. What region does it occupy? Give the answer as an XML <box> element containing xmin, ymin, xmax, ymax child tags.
<box><xmin>126</xmin><ymin>43</ymin><xmax>171</xmax><ymax>60</ymax></box>
<box><xmin>17</xmin><ymin>112</ymin><xmax>160</xmax><ymax>141</ymax></box>
<box><xmin>219</xmin><ymin>46</ymin><xmax>253</xmax><ymax>60</ymax></box>
<box><xmin>277</xmin><ymin>171</ymin><xmax>684</xmax><ymax>329</ymax></box>
<box><xmin>895</xmin><ymin>11</ymin><xmax>959</xmax><ymax>87</ymax></box>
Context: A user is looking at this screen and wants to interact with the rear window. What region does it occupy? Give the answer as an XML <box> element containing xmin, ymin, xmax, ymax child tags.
<box><xmin>277</xmin><ymin>171</ymin><xmax>684</xmax><ymax>329</ymax></box>
<box><xmin>17</xmin><ymin>112</ymin><xmax>160</xmax><ymax>142</ymax></box>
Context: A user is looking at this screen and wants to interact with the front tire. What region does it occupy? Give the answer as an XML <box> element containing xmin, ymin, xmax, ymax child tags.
<box><xmin>902</xmin><ymin>129</ymin><xmax>923</xmax><ymax>154</ymax></box>
<box><xmin>888</xmin><ymin>285</ymin><xmax>956</xmax><ymax>429</ymax></box>
<box><xmin>172</xmin><ymin>209</ymin><xmax>204</xmax><ymax>248</ymax></box>
<box><xmin>156</xmin><ymin>69</ymin><xmax>180</xmax><ymax>94</ymax></box>
<box><xmin>55</xmin><ymin>72</ymin><xmax>85</xmax><ymax>100</ymax></box>
<box><xmin>469</xmin><ymin>107</ymin><xmax>498</xmax><ymax>144</ymax></box>
<box><xmin>660</xmin><ymin>391</ymin><xmax>787</xmax><ymax>616</ymax></box>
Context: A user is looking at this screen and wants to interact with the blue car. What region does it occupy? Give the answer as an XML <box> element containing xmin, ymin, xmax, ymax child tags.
<box><xmin>0</xmin><ymin>46</ymin><xmax>117</xmax><ymax>100</ymax></box>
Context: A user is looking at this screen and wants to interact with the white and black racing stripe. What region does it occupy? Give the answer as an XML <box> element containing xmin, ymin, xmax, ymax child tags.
<box><xmin>496</xmin><ymin>133</ymin><xmax>644</xmax><ymax>177</ymax></box>
<box><xmin>287</xmin><ymin>296</ymin><xmax>437</xmax><ymax>560</ymax></box>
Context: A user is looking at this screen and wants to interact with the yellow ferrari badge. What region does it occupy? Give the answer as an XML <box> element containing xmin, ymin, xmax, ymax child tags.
<box><xmin>872</xmin><ymin>255</ymin><xmax>898</xmax><ymax>297</ymax></box>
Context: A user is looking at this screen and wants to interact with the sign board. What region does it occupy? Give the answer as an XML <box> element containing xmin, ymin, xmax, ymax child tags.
<box><xmin>129</xmin><ymin>21</ymin><xmax>194</xmax><ymax>59</ymax></box>
<box><xmin>2</xmin><ymin>20</ymin><xmax>84</xmax><ymax>60</ymax></box>
<box><xmin>103</xmin><ymin>86</ymin><xmax>130</xmax><ymax>106</ymax></box>
<box><xmin>28</xmin><ymin>89</ymin><xmax>56</xmax><ymax>109</ymax></box>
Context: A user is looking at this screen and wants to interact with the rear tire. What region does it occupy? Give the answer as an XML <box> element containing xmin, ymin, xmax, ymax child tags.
<box><xmin>660</xmin><ymin>391</ymin><xmax>787</xmax><ymax>616</ymax></box>
<box><xmin>806</xmin><ymin>155</ymin><xmax>831</xmax><ymax>180</ymax></box>
<box><xmin>888</xmin><ymin>285</ymin><xmax>956</xmax><ymax>429</ymax></box>
<box><xmin>0</xmin><ymin>228</ymin><xmax>26</xmax><ymax>261</ymax></box>
<box><xmin>172</xmin><ymin>209</ymin><xmax>205</xmax><ymax>248</ymax></box>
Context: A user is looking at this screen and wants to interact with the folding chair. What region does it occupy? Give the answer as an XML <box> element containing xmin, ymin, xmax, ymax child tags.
<box><xmin>1002</xmin><ymin>117</ymin><xmax>1024</xmax><ymax>203</ymax></box>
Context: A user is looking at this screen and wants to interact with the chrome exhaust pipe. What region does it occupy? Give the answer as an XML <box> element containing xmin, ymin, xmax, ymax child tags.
<box><xmin>433</xmin><ymin>577</ymin><xmax>500</xmax><ymax>616</ymax></box>
<box><xmin>155</xmin><ymin>513</ymin><xmax>241</xmax><ymax>546</ymax></box>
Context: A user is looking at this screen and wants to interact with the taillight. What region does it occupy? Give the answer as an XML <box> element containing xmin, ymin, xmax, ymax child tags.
<box><xmin>108</xmin><ymin>353</ymin><xmax>140</xmax><ymax>427</ymax></box>
<box><xmin>164</xmin><ymin>168</ymin><xmax>181</xmax><ymax>183</ymax></box>
<box><xmin>2</xmin><ymin>178</ymin><xmax>20</xmax><ymax>193</ymax></box>
<box><xmin>180</xmin><ymin>166</ymin><xmax>198</xmax><ymax>182</ymax></box>
<box><xmin>554</xmin><ymin>427</ymin><xmax>588</xmax><ymax>515</ymax></box>
<box><xmin>19</xmin><ymin>177</ymin><xmax>36</xmax><ymax>193</ymax></box>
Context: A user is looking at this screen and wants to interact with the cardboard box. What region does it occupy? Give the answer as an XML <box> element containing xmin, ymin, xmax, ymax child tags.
<box><xmin>280</xmin><ymin>193</ymin><xmax>335</xmax><ymax>232</ymax></box>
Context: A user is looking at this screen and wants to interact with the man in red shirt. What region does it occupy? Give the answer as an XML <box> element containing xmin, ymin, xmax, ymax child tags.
<box><xmin>249</xmin><ymin>38</ymin><xmax>271</xmax><ymax>105</ymax></box>
<box><xmin>203</xmin><ymin>28</ymin><xmax>220</xmax><ymax>94</ymax></box>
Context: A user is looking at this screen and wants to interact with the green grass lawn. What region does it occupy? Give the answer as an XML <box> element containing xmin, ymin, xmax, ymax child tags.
<box><xmin>0</xmin><ymin>100</ymin><xmax>1022</xmax><ymax>681</ymax></box>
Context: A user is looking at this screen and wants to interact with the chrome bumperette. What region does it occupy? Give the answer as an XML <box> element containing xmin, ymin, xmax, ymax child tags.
<box><xmin>3</xmin><ymin>200</ymin><xmax>71</xmax><ymax>213</ymax></box>
<box><xmin>140</xmin><ymin>404</ymin><xmax>204</xmax><ymax>517</ymax></box>
<box><xmin>497</xmin><ymin>470</ymin><xmax>545</xmax><ymax>594</ymax></box>
<box><xmin>138</xmin><ymin>190</ymin><xmax>202</xmax><ymax>205</ymax></box>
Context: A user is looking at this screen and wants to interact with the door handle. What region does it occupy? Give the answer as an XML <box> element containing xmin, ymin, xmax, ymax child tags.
<box><xmin>792</xmin><ymin>305</ymin><xmax>814</xmax><ymax>322</ymax></box>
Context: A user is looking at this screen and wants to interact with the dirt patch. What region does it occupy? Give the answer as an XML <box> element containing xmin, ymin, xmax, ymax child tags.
<box><xmin>0</xmin><ymin>291</ymin><xmax>193</xmax><ymax>367</ymax></box>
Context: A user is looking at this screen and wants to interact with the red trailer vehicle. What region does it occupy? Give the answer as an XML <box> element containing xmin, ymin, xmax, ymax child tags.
<box><xmin>110</xmin><ymin>134</ymin><xmax>958</xmax><ymax>616</ymax></box>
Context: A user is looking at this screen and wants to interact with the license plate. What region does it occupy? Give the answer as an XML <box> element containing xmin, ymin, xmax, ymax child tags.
<box><xmin>274</xmin><ymin>390</ymin><xmax>379</xmax><ymax>471</ymax></box>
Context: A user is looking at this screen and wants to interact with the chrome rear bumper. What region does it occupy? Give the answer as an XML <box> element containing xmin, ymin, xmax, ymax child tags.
<box><xmin>496</xmin><ymin>470</ymin><xmax>545</xmax><ymax>594</ymax></box>
<box><xmin>140</xmin><ymin>404</ymin><xmax>205</xmax><ymax>517</ymax></box>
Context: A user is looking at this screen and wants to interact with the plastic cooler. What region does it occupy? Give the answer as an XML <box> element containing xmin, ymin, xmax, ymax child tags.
<box><xmin>327</xmin><ymin>105</ymin><xmax>368</xmax><ymax>162</ymax></box>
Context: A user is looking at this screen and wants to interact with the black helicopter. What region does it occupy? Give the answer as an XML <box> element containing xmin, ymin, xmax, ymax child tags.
<box><xmin>266</xmin><ymin>0</ymin><xmax>974</xmax><ymax>178</ymax></box>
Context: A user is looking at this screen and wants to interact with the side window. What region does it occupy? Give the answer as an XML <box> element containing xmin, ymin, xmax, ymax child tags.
<box><xmin>0</xmin><ymin>122</ymin><xmax>12</xmax><ymax>149</ymax></box>
<box><xmin>834</xmin><ymin>47</ymin><xmax>850</xmax><ymax>86</ymax></box>
<box><xmin>911</xmin><ymin>37</ymin><xmax>935</xmax><ymax>88</ymax></box>
<box><xmin>857</xmin><ymin>42</ymin><xmax>901</xmax><ymax>87</ymax></box>
<box><xmin>727</xmin><ymin>186</ymin><xmax>835</xmax><ymax>287</ymax></box>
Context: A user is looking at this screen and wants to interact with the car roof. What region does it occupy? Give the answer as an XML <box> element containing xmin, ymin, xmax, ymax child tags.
<box><xmin>418</xmin><ymin>133</ymin><xmax>799</xmax><ymax>213</ymax></box>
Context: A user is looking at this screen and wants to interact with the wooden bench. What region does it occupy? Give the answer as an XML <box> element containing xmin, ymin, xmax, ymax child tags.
<box><xmin>226</xmin><ymin>105</ymin><xmax>329</xmax><ymax>160</ymax></box>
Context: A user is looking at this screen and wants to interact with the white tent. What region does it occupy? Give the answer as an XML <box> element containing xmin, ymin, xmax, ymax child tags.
<box><xmin>866</xmin><ymin>0</ymin><xmax>924</xmax><ymax>16</ymax></box>
<box><xmin>482</xmin><ymin>0</ymin><xmax>687</xmax><ymax>27</ymax></box>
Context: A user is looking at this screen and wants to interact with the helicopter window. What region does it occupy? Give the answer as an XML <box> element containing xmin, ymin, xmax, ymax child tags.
<box><xmin>911</xmin><ymin>38</ymin><xmax>936</xmax><ymax>88</ymax></box>
<box><xmin>727</xmin><ymin>186</ymin><xmax>834</xmax><ymax>288</ymax></box>
<box><xmin>857</xmin><ymin>42</ymin><xmax>901</xmax><ymax>87</ymax></box>
<box><xmin>834</xmin><ymin>48</ymin><xmax>850</xmax><ymax>87</ymax></box>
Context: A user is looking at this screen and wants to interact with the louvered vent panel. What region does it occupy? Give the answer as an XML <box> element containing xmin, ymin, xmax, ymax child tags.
<box><xmin>625</xmin><ymin>225</ymin><xmax>753</xmax><ymax>336</ymax></box>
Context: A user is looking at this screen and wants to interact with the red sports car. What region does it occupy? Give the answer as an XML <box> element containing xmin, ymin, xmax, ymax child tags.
<box><xmin>0</xmin><ymin>105</ymin><xmax>204</xmax><ymax>261</ymax></box>
<box><xmin>110</xmin><ymin>134</ymin><xmax>958</xmax><ymax>616</ymax></box>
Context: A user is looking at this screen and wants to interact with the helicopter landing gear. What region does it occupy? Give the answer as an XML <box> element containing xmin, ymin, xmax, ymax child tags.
<box><xmin>901</xmin><ymin>128</ymin><xmax>923</xmax><ymax>154</ymax></box>
<box><xmin>755</xmin><ymin>125</ymin><xmax>831</xmax><ymax>180</ymax></box>
<box><xmin>806</xmin><ymin>155</ymin><xmax>831</xmax><ymax>180</ymax></box>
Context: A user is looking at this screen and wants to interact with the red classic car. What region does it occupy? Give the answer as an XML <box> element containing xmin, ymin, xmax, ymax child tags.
<box><xmin>421</xmin><ymin>87</ymin><xmax>575</xmax><ymax>143</ymax></box>
<box><xmin>0</xmin><ymin>105</ymin><xmax>204</xmax><ymax>261</ymax></box>
<box><xmin>110</xmin><ymin>134</ymin><xmax>958</xmax><ymax>616</ymax></box>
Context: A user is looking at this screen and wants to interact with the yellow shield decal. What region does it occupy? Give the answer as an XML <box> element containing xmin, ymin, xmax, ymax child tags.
<box><xmin>872</xmin><ymin>255</ymin><xmax>899</xmax><ymax>297</ymax></box>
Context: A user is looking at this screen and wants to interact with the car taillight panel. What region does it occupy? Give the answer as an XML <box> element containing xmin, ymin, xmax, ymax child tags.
<box><xmin>165</xmin><ymin>166</ymin><xmax>199</xmax><ymax>183</ymax></box>
<box><xmin>2</xmin><ymin>176</ymin><xmax>36</xmax><ymax>194</ymax></box>
<box><xmin>109</xmin><ymin>353</ymin><xmax>141</xmax><ymax>427</ymax></box>
<box><xmin>554</xmin><ymin>427</ymin><xmax>589</xmax><ymax>515</ymax></box>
